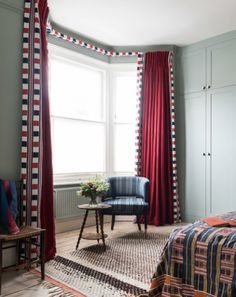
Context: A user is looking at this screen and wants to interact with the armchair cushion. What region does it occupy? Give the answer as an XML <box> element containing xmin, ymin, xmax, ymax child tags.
<box><xmin>102</xmin><ymin>196</ymin><xmax>148</xmax><ymax>215</ymax></box>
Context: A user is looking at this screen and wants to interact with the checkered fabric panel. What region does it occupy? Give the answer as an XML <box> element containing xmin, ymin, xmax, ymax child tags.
<box><xmin>169</xmin><ymin>52</ymin><xmax>181</xmax><ymax>224</ymax></box>
<box><xmin>135</xmin><ymin>53</ymin><xmax>144</xmax><ymax>176</ymax></box>
<box><xmin>21</xmin><ymin>0</ymin><xmax>41</xmax><ymax>229</ymax></box>
<box><xmin>47</xmin><ymin>22</ymin><xmax>140</xmax><ymax>57</ymax></box>
<box><xmin>21</xmin><ymin>0</ymin><xmax>42</xmax><ymax>259</ymax></box>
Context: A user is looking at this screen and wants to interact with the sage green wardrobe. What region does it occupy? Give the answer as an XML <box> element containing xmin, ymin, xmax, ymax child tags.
<box><xmin>176</xmin><ymin>31</ymin><xmax>236</xmax><ymax>222</ymax></box>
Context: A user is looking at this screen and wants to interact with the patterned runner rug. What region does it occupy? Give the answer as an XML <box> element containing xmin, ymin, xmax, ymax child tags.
<box><xmin>45</xmin><ymin>232</ymin><xmax>168</xmax><ymax>297</ymax></box>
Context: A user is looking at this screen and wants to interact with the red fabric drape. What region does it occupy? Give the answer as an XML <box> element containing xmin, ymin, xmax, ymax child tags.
<box><xmin>38</xmin><ymin>0</ymin><xmax>56</xmax><ymax>261</ymax></box>
<box><xmin>140</xmin><ymin>52</ymin><xmax>173</xmax><ymax>226</ymax></box>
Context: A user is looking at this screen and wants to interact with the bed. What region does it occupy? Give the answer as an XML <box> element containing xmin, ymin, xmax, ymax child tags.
<box><xmin>144</xmin><ymin>212</ymin><xmax>236</xmax><ymax>297</ymax></box>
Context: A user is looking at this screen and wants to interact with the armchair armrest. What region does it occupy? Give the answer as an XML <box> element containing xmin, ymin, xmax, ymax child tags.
<box><xmin>136</xmin><ymin>177</ymin><xmax>150</xmax><ymax>202</ymax></box>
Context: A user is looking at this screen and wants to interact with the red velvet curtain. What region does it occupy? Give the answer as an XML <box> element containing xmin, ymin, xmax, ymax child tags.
<box><xmin>140</xmin><ymin>52</ymin><xmax>173</xmax><ymax>226</ymax></box>
<box><xmin>38</xmin><ymin>0</ymin><xmax>56</xmax><ymax>261</ymax></box>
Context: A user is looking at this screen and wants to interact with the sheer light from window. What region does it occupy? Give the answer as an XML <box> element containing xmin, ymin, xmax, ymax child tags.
<box><xmin>50</xmin><ymin>55</ymin><xmax>105</xmax><ymax>175</ymax></box>
<box><xmin>49</xmin><ymin>46</ymin><xmax>136</xmax><ymax>181</ymax></box>
<box><xmin>113</xmin><ymin>74</ymin><xmax>137</xmax><ymax>172</ymax></box>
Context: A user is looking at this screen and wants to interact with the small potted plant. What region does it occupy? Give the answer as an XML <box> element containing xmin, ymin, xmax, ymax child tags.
<box><xmin>76</xmin><ymin>177</ymin><xmax>109</xmax><ymax>205</ymax></box>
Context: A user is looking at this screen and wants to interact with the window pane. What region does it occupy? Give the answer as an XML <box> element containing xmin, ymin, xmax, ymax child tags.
<box><xmin>115</xmin><ymin>75</ymin><xmax>136</xmax><ymax>123</ymax></box>
<box><xmin>50</xmin><ymin>58</ymin><xmax>103</xmax><ymax>121</ymax></box>
<box><xmin>52</xmin><ymin>118</ymin><xmax>105</xmax><ymax>174</ymax></box>
<box><xmin>114</xmin><ymin>124</ymin><xmax>135</xmax><ymax>173</ymax></box>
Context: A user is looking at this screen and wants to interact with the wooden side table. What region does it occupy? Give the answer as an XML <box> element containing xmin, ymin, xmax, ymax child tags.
<box><xmin>76</xmin><ymin>204</ymin><xmax>111</xmax><ymax>251</ymax></box>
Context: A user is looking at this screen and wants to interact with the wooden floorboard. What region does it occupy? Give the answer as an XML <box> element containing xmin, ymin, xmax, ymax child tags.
<box><xmin>1</xmin><ymin>221</ymin><xmax>186</xmax><ymax>296</ymax></box>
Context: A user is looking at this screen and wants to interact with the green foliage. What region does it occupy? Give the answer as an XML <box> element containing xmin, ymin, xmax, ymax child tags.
<box><xmin>77</xmin><ymin>177</ymin><xmax>109</xmax><ymax>199</ymax></box>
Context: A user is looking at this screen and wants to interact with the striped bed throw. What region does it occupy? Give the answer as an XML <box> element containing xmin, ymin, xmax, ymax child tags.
<box><xmin>143</xmin><ymin>212</ymin><xmax>236</xmax><ymax>297</ymax></box>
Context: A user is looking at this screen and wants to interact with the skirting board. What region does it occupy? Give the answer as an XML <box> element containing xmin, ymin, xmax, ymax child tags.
<box><xmin>55</xmin><ymin>215</ymin><xmax>135</xmax><ymax>234</ymax></box>
<box><xmin>55</xmin><ymin>215</ymin><xmax>110</xmax><ymax>234</ymax></box>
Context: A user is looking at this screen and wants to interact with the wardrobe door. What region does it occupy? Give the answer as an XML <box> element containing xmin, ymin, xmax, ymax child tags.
<box><xmin>184</xmin><ymin>92</ymin><xmax>207</xmax><ymax>222</ymax></box>
<box><xmin>207</xmin><ymin>86</ymin><xmax>236</xmax><ymax>215</ymax></box>
<box><xmin>179</xmin><ymin>49</ymin><xmax>206</xmax><ymax>94</ymax></box>
<box><xmin>207</xmin><ymin>39</ymin><xmax>236</xmax><ymax>90</ymax></box>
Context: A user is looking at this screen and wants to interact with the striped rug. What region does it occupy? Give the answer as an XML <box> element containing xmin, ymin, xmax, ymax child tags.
<box><xmin>43</xmin><ymin>232</ymin><xmax>168</xmax><ymax>297</ymax></box>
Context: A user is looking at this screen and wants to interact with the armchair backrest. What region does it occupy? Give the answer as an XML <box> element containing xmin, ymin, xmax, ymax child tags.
<box><xmin>106</xmin><ymin>176</ymin><xmax>149</xmax><ymax>202</ymax></box>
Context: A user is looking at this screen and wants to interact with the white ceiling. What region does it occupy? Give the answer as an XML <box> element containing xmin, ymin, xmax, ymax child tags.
<box><xmin>48</xmin><ymin>0</ymin><xmax>236</xmax><ymax>47</ymax></box>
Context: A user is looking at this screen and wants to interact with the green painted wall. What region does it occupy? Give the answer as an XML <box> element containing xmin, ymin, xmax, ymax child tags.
<box><xmin>0</xmin><ymin>0</ymin><xmax>24</xmax><ymax>267</ymax></box>
<box><xmin>0</xmin><ymin>0</ymin><xmax>24</xmax><ymax>181</ymax></box>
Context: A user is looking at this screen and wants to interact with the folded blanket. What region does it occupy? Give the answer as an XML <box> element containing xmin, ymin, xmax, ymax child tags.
<box><xmin>203</xmin><ymin>216</ymin><xmax>236</xmax><ymax>227</ymax></box>
<box><xmin>227</xmin><ymin>219</ymin><xmax>236</xmax><ymax>226</ymax></box>
<box><xmin>0</xmin><ymin>180</ymin><xmax>20</xmax><ymax>235</ymax></box>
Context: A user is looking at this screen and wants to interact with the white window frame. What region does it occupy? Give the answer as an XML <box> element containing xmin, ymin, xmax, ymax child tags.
<box><xmin>109</xmin><ymin>65</ymin><xmax>137</xmax><ymax>175</ymax></box>
<box><xmin>48</xmin><ymin>44</ymin><xmax>136</xmax><ymax>185</ymax></box>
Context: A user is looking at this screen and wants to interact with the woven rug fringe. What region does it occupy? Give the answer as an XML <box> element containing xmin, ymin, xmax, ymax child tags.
<box><xmin>42</xmin><ymin>281</ymin><xmax>76</xmax><ymax>297</ymax></box>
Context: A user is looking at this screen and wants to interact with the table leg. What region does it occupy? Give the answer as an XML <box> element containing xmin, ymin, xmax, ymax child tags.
<box><xmin>76</xmin><ymin>210</ymin><xmax>89</xmax><ymax>250</ymax></box>
<box><xmin>98</xmin><ymin>211</ymin><xmax>106</xmax><ymax>251</ymax></box>
<box><xmin>95</xmin><ymin>210</ymin><xmax>100</xmax><ymax>244</ymax></box>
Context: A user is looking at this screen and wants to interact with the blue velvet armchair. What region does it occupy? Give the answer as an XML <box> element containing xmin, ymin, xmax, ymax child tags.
<box><xmin>102</xmin><ymin>176</ymin><xmax>150</xmax><ymax>231</ymax></box>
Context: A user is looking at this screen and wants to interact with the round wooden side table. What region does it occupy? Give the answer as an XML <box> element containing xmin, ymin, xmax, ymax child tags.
<box><xmin>76</xmin><ymin>203</ymin><xmax>111</xmax><ymax>251</ymax></box>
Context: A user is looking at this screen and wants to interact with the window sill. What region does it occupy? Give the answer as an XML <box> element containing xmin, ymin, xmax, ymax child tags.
<box><xmin>53</xmin><ymin>173</ymin><xmax>105</xmax><ymax>187</ymax></box>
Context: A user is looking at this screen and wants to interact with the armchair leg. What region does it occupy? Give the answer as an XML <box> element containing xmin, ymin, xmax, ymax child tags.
<box><xmin>0</xmin><ymin>240</ymin><xmax>2</xmax><ymax>295</ymax></box>
<box><xmin>144</xmin><ymin>214</ymin><xmax>148</xmax><ymax>231</ymax></box>
<box><xmin>40</xmin><ymin>231</ymin><xmax>45</xmax><ymax>280</ymax></box>
<box><xmin>111</xmin><ymin>215</ymin><xmax>115</xmax><ymax>230</ymax></box>
<box><xmin>137</xmin><ymin>215</ymin><xmax>141</xmax><ymax>231</ymax></box>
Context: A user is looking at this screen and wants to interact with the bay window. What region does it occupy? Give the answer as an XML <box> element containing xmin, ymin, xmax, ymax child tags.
<box><xmin>49</xmin><ymin>45</ymin><xmax>136</xmax><ymax>184</ymax></box>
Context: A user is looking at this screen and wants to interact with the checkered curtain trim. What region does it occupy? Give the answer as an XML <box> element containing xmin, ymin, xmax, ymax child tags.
<box><xmin>47</xmin><ymin>23</ymin><xmax>140</xmax><ymax>57</ymax></box>
<box><xmin>135</xmin><ymin>52</ymin><xmax>181</xmax><ymax>223</ymax></box>
<box><xmin>21</xmin><ymin>0</ymin><xmax>42</xmax><ymax>254</ymax></box>
<box><xmin>169</xmin><ymin>52</ymin><xmax>181</xmax><ymax>223</ymax></box>
<box><xmin>135</xmin><ymin>53</ymin><xmax>144</xmax><ymax>176</ymax></box>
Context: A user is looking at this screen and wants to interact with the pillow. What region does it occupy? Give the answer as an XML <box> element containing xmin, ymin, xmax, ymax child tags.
<box><xmin>0</xmin><ymin>180</ymin><xmax>20</xmax><ymax>235</ymax></box>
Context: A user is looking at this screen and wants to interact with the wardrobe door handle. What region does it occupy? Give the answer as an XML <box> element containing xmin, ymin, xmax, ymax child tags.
<box><xmin>207</xmin><ymin>153</ymin><xmax>211</xmax><ymax>156</ymax></box>
<box><xmin>202</xmin><ymin>153</ymin><xmax>206</xmax><ymax>156</ymax></box>
<box><xmin>207</xmin><ymin>85</ymin><xmax>211</xmax><ymax>89</ymax></box>
<box><xmin>202</xmin><ymin>86</ymin><xmax>206</xmax><ymax>90</ymax></box>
